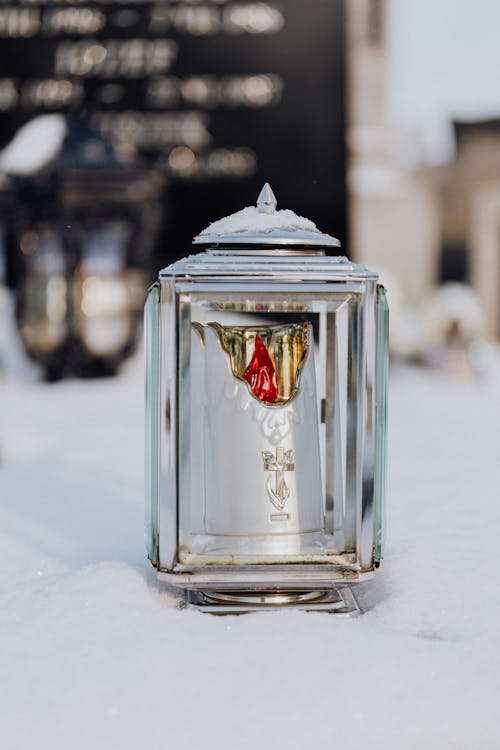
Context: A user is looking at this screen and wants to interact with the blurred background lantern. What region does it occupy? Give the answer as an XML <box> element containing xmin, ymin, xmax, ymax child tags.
<box><xmin>3</xmin><ymin>115</ymin><xmax>164</xmax><ymax>379</ymax></box>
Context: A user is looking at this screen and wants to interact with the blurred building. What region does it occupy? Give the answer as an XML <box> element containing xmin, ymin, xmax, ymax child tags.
<box><xmin>348</xmin><ymin>0</ymin><xmax>500</xmax><ymax>340</ymax></box>
<box><xmin>347</xmin><ymin>0</ymin><xmax>440</xmax><ymax>301</ymax></box>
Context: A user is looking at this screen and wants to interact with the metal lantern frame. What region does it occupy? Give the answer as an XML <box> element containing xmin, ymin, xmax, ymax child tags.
<box><xmin>145</xmin><ymin>188</ymin><xmax>388</xmax><ymax>613</ymax></box>
<box><xmin>5</xmin><ymin>120</ymin><xmax>164</xmax><ymax>380</ymax></box>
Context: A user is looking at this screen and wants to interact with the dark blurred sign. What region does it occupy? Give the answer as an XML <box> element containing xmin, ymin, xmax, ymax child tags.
<box><xmin>0</xmin><ymin>1</ymin><xmax>346</xmax><ymax>262</ymax></box>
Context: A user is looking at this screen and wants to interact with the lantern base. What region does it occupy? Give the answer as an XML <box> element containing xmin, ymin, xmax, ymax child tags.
<box><xmin>185</xmin><ymin>587</ymin><xmax>360</xmax><ymax>615</ymax></box>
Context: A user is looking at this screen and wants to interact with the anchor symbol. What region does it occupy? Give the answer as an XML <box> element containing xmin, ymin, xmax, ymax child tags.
<box><xmin>261</xmin><ymin>446</ymin><xmax>295</xmax><ymax>513</ymax></box>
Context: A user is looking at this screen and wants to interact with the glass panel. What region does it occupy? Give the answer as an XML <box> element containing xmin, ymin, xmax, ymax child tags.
<box><xmin>177</xmin><ymin>286</ymin><xmax>361</xmax><ymax>566</ymax></box>
<box><xmin>144</xmin><ymin>283</ymin><xmax>160</xmax><ymax>565</ymax></box>
<box><xmin>374</xmin><ymin>285</ymin><xmax>389</xmax><ymax>563</ymax></box>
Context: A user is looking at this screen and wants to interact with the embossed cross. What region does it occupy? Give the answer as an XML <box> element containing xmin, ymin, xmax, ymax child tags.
<box><xmin>262</xmin><ymin>446</ymin><xmax>295</xmax><ymax>512</ymax></box>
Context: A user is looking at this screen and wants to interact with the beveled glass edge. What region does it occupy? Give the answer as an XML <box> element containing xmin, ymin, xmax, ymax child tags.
<box><xmin>144</xmin><ymin>283</ymin><xmax>160</xmax><ymax>566</ymax></box>
<box><xmin>373</xmin><ymin>285</ymin><xmax>389</xmax><ymax>564</ymax></box>
<box><xmin>177</xmin><ymin>291</ymin><xmax>192</xmax><ymax>562</ymax></box>
<box><xmin>158</xmin><ymin>278</ymin><xmax>179</xmax><ymax>571</ymax></box>
<box><xmin>329</xmin><ymin>297</ymin><xmax>352</xmax><ymax>553</ymax></box>
<box><xmin>359</xmin><ymin>280</ymin><xmax>377</xmax><ymax>571</ymax></box>
<box><xmin>344</xmin><ymin>292</ymin><xmax>365</xmax><ymax>558</ymax></box>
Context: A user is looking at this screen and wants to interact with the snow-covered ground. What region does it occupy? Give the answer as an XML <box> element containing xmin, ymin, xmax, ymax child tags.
<box><xmin>1</xmin><ymin>355</ymin><xmax>499</xmax><ymax>750</ymax></box>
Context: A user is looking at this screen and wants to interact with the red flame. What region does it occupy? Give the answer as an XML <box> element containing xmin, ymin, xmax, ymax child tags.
<box><xmin>243</xmin><ymin>334</ymin><xmax>279</xmax><ymax>404</ymax></box>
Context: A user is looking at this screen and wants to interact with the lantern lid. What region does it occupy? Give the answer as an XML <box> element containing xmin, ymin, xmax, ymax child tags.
<box><xmin>192</xmin><ymin>183</ymin><xmax>340</xmax><ymax>249</ymax></box>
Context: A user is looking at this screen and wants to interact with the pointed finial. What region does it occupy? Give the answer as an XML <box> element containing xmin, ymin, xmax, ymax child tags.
<box><xmin>257</xmin><ymin>182</ymin><xmax>277</xmax><ymax>214</ymax></box>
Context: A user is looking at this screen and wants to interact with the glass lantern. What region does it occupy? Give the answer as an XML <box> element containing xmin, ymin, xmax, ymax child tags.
<box><xmin>145</xmin><ymin>184</ymin><xmax>388</xmax><ymax>613</ymax></box>
<box><xmin>5</xmin><ymin>117</ymin><xmax>163</xmax><ymax>380</ymax></box>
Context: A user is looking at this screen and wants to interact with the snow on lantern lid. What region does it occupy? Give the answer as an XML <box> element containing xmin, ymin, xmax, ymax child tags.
<box><xmin>192</xmin><ymin>183</ymin><xmax>341</xmax><ymax>248</ymax></box>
